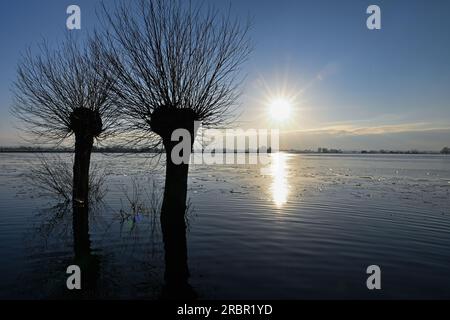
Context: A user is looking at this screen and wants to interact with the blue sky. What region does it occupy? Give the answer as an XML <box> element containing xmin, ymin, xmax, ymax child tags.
<box><xmin>1</xmin><ymin>0</ymin><xmax>449</xmax><ymax>150</ymax></box>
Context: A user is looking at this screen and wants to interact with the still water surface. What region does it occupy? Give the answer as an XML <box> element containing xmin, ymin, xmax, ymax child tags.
<box><xmin>0</xmin><ymin>153</ymin><xmax>449</xmax><ymax>299</ymax></box>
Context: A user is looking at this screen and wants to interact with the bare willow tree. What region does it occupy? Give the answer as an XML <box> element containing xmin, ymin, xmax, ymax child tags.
<box><xmin>12</xmin><ymin>39</ymin><xmax>119</xmax><ymax>207</ymax></box>
<box><xmin>99</xmin><ymin>0</ymin><xmax>251</xmax><ymax>215</ymax></box>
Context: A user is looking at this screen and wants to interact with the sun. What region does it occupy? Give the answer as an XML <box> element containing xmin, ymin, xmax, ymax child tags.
<box><xmin>269</xmin><ymin>98</ymin><xmax>292</xmax><ymax>122</ymax></box>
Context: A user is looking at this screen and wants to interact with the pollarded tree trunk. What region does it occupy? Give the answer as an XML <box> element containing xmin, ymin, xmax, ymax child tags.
<box><xmin>73</xmin><ymin>133</ymin><xmax>94</xmax><ymax>206</ymax></box>
<box><xmin>161</xmin><ymin>137</ymin><xmax>190</xmax><ymax>214</ymax></box>
<box><xmin>150</xmin><ymin>107</ymin><xmax>198</xmax><ymax>298</ymax></box>
<box><xmin>149</xmin><ymin>107</ymin><xmax>197</xmax><ymax>215</ymax></box>
<box><xmin>70</xmin><ymin>108</ymin><xmax>102</xmax><ymax>207</ymax></box>
<box><xmin>161</xmin><ymin>136</ymin><xmax>190</xmax><ymax>283</ymax></box>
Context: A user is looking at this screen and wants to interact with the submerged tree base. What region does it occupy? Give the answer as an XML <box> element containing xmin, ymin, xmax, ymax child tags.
<box><xmin>149</xmin><ymin>107</ymin><xmax>199</xmax><ymax>299</ymax></box>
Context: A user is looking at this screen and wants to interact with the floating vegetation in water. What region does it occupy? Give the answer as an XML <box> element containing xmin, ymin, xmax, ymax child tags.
<box><xmin>116</xmin><ymin>177</ymin><xmax>161</xmax><ymax>236</ymax></box>
<box><xmin>24</xmin><ymin>154</ymin><xmax>108</xmax><ymax>204</ymax></box>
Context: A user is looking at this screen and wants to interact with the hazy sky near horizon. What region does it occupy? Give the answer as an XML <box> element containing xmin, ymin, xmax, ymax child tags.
<box><xmin>0</xmin><ymin>0</ymin><xmax>449</xmax><ymax>150</ymax></box>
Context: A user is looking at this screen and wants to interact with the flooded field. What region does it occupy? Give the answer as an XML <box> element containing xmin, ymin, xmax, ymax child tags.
<box><xmin>0</xmin><ymin>153</ymin><xmax>449</xmax><ymax>299</ymax></box>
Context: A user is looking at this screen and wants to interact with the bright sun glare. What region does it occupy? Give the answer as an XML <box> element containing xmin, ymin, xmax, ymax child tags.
<box><xmin>269</xmin><ymin>98</ymin><xmax>292</xmax><ymax>122</ymax></box>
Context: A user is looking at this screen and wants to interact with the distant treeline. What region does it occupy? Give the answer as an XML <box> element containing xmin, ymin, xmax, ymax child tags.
<box><xmin>285</xmin><ymin>147</ymin><xmax>449</xmax><ymax>155</ymax></box>
<box><xmin>0</xmin><ymin>146</ymin><xmax>449</xmax><ymax>154</ymax></box>
<box><xmin>314</xmin><ymin>147</ymin><xmax>448</xmax><ymax>154</ymax></box>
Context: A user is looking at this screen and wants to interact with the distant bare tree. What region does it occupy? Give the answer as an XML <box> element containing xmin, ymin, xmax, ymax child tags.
<box><xmin>98</xmin><ymin>0</ymin><xmax>251</xmax><ymax>215</ymax></box>
<box><xmin>12</xmin><ymin>38</ymin><xmax>119</xmax><ymax>207</ymax></box>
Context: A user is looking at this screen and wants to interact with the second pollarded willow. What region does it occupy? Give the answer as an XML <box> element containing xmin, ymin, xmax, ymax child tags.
<box><xmin>98</xmin><ymin>0</ymin><xmax>252</xmax><ymax>214</ymax></box>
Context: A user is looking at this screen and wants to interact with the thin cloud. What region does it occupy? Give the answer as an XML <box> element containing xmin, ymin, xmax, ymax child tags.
<box><xmin>282</xmin><ymin>122</ymin><xmax>450</xmax><ymax>136</ymax></box>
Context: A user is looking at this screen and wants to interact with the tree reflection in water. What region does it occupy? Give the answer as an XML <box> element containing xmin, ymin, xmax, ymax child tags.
<box><xmin>116</xmin><ymin>177</ymin><xmax>197</xmax><ymax>299</ymax></box>
<box><xmin>25</xmin><ymin>162</ymin><xmax>197</xmax><ymax>299</ymax></box>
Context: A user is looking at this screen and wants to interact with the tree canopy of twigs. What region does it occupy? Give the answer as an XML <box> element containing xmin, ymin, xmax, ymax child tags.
<box><xmin>11</xmin><ymin>37</ymin><xmax>120</xmax><ymax>144</ymax></box>
<box><xmin>98</xmin><ymin>0</ymin><xmax>252</xmax><ymax>146</ymax></box>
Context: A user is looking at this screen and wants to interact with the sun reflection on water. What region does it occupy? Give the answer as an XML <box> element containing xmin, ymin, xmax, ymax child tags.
<box><xmin>269</xmin><ymin>153</ymin><xmax>289</xmax><ymax>208</ymax></box>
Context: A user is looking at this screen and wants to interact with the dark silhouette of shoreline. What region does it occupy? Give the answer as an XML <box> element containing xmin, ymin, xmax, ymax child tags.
<box><xmin>0</xmin><ymin>146</ymin><xmax>447</xmax><ymax>154</ymax></box>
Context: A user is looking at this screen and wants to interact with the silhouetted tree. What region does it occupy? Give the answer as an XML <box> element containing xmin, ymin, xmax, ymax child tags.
<box><xmin>441</xmin><ymin>147</ymin><xmax>450</xmax><ymax>154</ymax></box>
<box><xmin>98</xmin><ymin>0</ymin><xmax>251</xmax><ymax>214</ymax></box>
<box><xmin>12</xmin><ymin>39</ymin><xmax>119</xmax><ymax>207</ymax></box>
